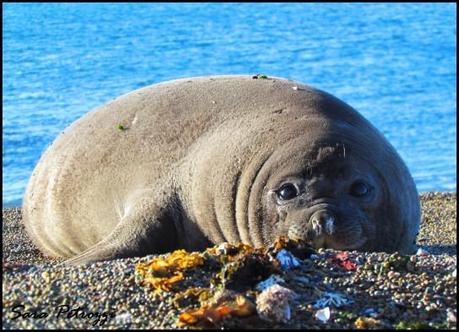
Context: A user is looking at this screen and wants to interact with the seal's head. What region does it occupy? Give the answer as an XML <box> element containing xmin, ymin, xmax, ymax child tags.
<box><xmin>266</xmin><ymin>142</ymin><xmax>382</xmax><ymax>252</ymax></box>
<box><xmin>255</xmin><ymin>90</ymin><xmax>420</xmax><ymax>255</ymax></box>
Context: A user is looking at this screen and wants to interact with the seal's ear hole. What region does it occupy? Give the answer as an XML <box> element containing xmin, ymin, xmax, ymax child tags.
<box><xmin>277</xmin><ymin>183</ymin><xmax>298</xmax><ymax>201</ymax></box>
<box><xmin>349</xmin><ymin>181</ymin><xmax>369</xmax><ymax>197</ymax></box>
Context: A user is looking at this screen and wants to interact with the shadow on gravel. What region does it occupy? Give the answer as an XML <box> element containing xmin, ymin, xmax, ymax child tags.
<box><xmin>421</xmin><ymin>245</ymin><xmax>457</xmax><ymax>255</ymax></box>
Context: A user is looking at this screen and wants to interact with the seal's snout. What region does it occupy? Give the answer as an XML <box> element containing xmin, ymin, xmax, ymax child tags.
<box><xmin>309</xmin><ymin>209</ymin><xmax>336</xmax><ymax>235</ymax></box>
<box><xmin>287</xmin><ymin>208</ymin><xmax>337</xmax><ymax>243</ymax></box>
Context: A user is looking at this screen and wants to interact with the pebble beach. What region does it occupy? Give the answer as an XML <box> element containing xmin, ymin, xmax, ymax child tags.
<box><xmin>2</xmin><ymin>192</ymin><xmax>457</xmax><ymax>329</ymax></box>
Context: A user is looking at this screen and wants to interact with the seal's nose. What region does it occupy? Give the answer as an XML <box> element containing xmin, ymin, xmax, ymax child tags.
<box><xmin>309</xmin><ymin>210</ymin><xmax>336</xmax><ymax>235</ymax></box>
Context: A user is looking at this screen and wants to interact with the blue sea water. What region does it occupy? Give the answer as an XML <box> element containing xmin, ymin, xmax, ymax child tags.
<box><xmin>2</xmin><ymin>3</ymin><xmax>457</xmax><ymax>207</ymax></box>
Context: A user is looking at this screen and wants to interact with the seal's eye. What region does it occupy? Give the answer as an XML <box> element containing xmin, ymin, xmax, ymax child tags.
<box><xmin>277</xmin><ymin>183</ymin><xmax>298</xmax><ymax>200</ymax></box>
<box><xmin>350</xmin><ymin>181</ymin><xmax>369</xmax><ymax>197</ymax></box>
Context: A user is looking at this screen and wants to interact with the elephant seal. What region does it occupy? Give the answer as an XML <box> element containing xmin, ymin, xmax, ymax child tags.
<box><xmin>22</xmin><ymin>75</ymin><xmax>421</xmax><ymax>265</ymax></box>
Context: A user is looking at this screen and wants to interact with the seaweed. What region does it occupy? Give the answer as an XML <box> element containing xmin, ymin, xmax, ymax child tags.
<box><xmin>135</xmin><ymin>250</ymin><xmax>204</xmax><ymax>293</ymax></box>
<box><xmin>135</xmin><ymin>238</ymin><xmax>317</xmax><ymax>328</ymax></box>
<box><xmin>252</xmin><ymin>74</ymin><xmax>269</xmax><ymax>79</ymax></box>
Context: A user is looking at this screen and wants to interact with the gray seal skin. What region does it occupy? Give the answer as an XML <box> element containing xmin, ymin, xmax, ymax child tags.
<box><xmin>22</xmin><ymin>75</ymin><xmax>421</xmax><ymax>265</ymax></box>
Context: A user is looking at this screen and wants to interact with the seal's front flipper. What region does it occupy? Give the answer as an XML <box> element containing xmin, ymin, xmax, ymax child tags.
<box><xmin>63</xmin><ymin>201</ymin><xmax>178</xmax><ymax>265</ymax></box>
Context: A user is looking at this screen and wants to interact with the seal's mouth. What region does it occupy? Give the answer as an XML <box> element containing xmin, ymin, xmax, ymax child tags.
<box><xmin>311</xmin><ymin>234</ymin><xmax>369</xmax><ymax>250</ymax></box>
<box><xmin>287</xmin><ymin>206</ymin><xmax>370</xmax><ymax>251</ymax></box>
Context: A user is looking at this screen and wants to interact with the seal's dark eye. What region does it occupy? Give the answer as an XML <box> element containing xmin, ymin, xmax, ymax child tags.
<box><xmin>350</xmin><ymin>181</ymin><xmax>369</xmax><ymax>197</ymax></box>
<box><xmin>277</xmin><ymin>183</ymin><xmax>298</xmax><ymax>200</ymax></box>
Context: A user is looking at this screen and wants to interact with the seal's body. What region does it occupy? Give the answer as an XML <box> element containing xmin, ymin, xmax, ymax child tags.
<box><xmin>23</xmin><ymin>76</ymin><xmax>420</xmax><ymax>264</ymax></box>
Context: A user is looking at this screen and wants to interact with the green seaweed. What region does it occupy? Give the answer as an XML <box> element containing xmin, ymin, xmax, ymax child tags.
<box><xmin>394</xmin><ymin>320</ymin><xmax>431</xmax><ymax>330</ymax></box>
<box><xmin>252</xmin><ymin>74</ymin><xmax>268</xmax><ymax>79</ymax></box>
<box><xmin>335</xmin><ymin>311</ymin><xmax>357</xmax><ymax>320</ymax></box>
<box><xmin>385</xmin><ymin>254</ymin><xmax>414</xmax><ymax>272</ymax></box>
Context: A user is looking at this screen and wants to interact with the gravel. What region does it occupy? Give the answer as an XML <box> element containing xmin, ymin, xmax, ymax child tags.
<box><xmin>2</xmin><ymin>192</ymin><xmax>457</xmax><ymax>329</ymax></box>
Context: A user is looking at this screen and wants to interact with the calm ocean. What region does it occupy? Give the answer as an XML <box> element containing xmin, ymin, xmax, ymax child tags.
<box><xmin>3</xmin><ymin>3</ymin><xmax>456</xmax><ymax>207</ymax></box>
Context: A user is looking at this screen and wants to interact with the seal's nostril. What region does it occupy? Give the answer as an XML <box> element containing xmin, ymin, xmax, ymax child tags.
<box><xmin>325</xmin><ymin>216</ymin><xmax>335</xmax><ymax>235</ymax></box>
<box><xmin>312</xmin><ymin>219</ymin><xmax>322</xmax><ymax>235</ymax></box>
